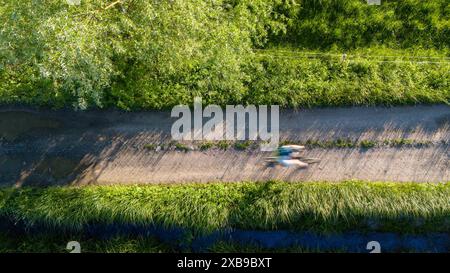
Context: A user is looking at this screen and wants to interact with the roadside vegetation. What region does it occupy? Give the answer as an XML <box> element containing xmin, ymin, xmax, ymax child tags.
<box><xmin>0</xmin><ymin>232</ymin><xmax>340</xmax><ymax>253</ymax></box>
<box><xmin>1</xmin><ymin>181</ymin><xmax>448</xmax><ymax>235</ymax></box>
<box><xmin>209</xmin><ymin>241</ymin><xmax>343</xmax><ymax>253</ymax></box>
<box><xmin>0</xmin><ymin>181</ymin><xmax>448</xmax><ymax>253</ymax></box>
<box><xmin>0</xmin><ymin>232</ymin><xmax>173</xmax><ymax>253</ymax></box>
<box><xmin>1</xmin><ymin>0</ymin><xmax>448</xmax><ymax>110</ymax></box>
<box><xmin>144</xmin><ymin>138</ymin><xmax>439</xmax><ymax>152</ymax></box>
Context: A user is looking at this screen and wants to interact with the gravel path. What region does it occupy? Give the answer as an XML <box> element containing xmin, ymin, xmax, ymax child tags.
<box><xmin>0</xmin><ymin>105</ymin><xmax>448</xmax><ymax>186</ymax></box>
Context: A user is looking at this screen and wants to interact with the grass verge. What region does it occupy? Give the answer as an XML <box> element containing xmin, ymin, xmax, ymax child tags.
<box><xmin>145</xmin><ymin>138</ymin><xmax>441</xmax><ymax>152</ymax></box>
<box><xmin>0</xmin><ymin>232</ymin><xmax>172</xmax><ymax>253</ymax></box>
<box><xmin>0</xmin><ymin>181</ymin><xmax>448</xmax><ymax>235</ymax></box>
<box><xmin>0</xmin><ymin>232</ymin><xmax>341</xmax><ymax>253</ymax></box>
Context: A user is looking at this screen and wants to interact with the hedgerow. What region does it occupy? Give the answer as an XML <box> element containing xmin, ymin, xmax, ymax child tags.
<box><xmin>0</xmin><ymin>0</ymin><xmax>448</xmax><ymax>110</ymax></box>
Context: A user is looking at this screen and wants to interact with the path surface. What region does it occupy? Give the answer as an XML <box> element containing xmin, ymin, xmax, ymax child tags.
<box><xmin>0</xmin><ymin>105</ymin><xmax>448</xmax><ymax>186</ymax></box>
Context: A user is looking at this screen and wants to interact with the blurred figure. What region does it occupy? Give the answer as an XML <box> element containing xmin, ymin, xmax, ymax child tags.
<box><xmin>276</xmin><ymin>145</ymin><xmax>308</xmax><ymax>168</ymax></box>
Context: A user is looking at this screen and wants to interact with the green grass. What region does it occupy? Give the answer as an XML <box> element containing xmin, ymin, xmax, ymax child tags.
<box><xmin>208</xmin><ymin>241</ymin><xmax>342</xmax><ymax>253</ymax></box>
<box><xmin>0</xmin><ymin>232</ymin><xmax>430</xmax><ymax>253</ymax></box>
<box><xmin>145</xmin><ymin>138</ymin><xmax>438</xmax><ymax>153</ymax></box>
<box><xmin>0</xmin><ymin>232</ymin><xmax>339</xmax><ymax>253</ymax></box>
<box><xmin>234</xmin><ymin>141</ymin><xmax>253</xmax><ymax>150</ymax></box>
<box><xmin>175</xmin><ymin>143</ymin><xmax>190</xmax><ymax>152</ymax></box>
<box><xmin>303</xmin><ymin>138</ymin><xmax>356</xmax><ymax>148</ymax></box>
<box><xmin>0</xmin><ymin>232</ymin><xmax>173</xmax><ymax>253</ymax></box>
<box><xmin>249</xmin><ymin>50</ymin><xmax>449</xmax><ymax>108</ymax></box>
<box><xmin>0</xmin><ymin>181</ymin><xmax>448</xmax><ymax>235</ymax></box>
<box><xmin>283</xmin><ymin>138</ymin><xmax>434</xmax><ymax>149</ymax></box>
<box><xmin>382</xmin><ymin>139</ymin><xmax>433</xmax><ymax>148</ymax></box>
<box><xmin>258</xmin><ymin>47</ymin><xmax>450</xmax><ymax>60</ymax></box>
<box><xmin>199</xmin><ymin>141</ymin><xmax>214</xmax><ymax>151</ymax></box>
<box><xmin>143</xmin><ymin>144</ymin><xmax>157</xmax><ymax>151</ymax></box>
<box><xmin>360</xmin><ymin>140</ymin><xmax>377</xmax><ymax>149</ymax></box>
<box><xmin>216</xmin><ymin>140</ymin><xmax>231</xmax><ymax>150</ymax></box>
<box><xmin>275</xmin><ymin>0</ymin><xmax>450</xmax><ymax>50</ymax></box>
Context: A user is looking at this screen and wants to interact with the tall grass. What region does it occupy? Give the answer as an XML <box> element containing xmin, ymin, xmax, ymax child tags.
<box><xmin>0</xmin><ymin>232</ymin><xmax>172</xmax><ymax>253</ymax></box>
<box><xmin>247</xmin><ymin>52</ymin><xmax>449</xmax><ymax>108</ymax></box>
<box><xmin>1</xmin><ymin>181</ymin><xmax>448</xmax><ymax>234</ymax></box>
<box><xmin>271</xmin><ymin>0</ymin><xmax>450</xmax><ymax>50</ymax></box>
<box><xmin>0</xmin><ymin>232</ymin><xmax>335</xmax><ymax>253</ymax></box>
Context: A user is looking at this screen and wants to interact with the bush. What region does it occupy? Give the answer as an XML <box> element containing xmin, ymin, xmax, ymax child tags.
<box><xmin>0</xmin><ymin>0</ymin><xmax>277</xmax><ymax>109</ymax></box>
<box><xmin>0</xmin><ymin>0</ymin><xmax>448</xmax><ymax>110</ymax></box>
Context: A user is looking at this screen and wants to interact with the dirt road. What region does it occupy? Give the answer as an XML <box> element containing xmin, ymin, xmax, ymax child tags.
<box><xmin>0</xmin><ymin>105</ymin><xmax>448</xmax><ymax>186</ymax></box>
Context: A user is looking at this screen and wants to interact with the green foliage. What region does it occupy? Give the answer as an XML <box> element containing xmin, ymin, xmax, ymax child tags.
<box><xmin>0</xmin><ymin>231</ymin><xmax>337</xmax><ymax>253</ymax></box>
<box><xmin>0</xmin><ymin>0</ymin><xmax>116</xmax><ymax>109</ymax></box>
<box><xmin>209</xmin><ymin>241</ymin><xmax>340</xmax><ymax>253</ymax></box>
<box><xmin>247</xmin><ymin>53</ymin><xmax>449</xmax><ymax>107</ymax></box>
<box><xmin>303</xmin><ymin>138</ymin><xmax>356</xmax><ymax>148</ymax></box>
<box><xmin>282</xmin><ymin>138</ymin><xmax>433</xmax><ymax>149</ymax></box>
<box><xmin>199</xmin><ymin>141</ymin><xmax>214</xmax><ymax>151</ymax></box>
<box><xmin>143</xmin><ymin>144</ymin><xmax>156</xmax><ymax>150</ymax></box>
<box><xmin>216</xmin><ymin>140</ymin><xmax>231</xmax><ymax>150</ymax></box>
<box><xmin>0</xmin><ymin>181</ymin><xmax>449</xmax><ymax>234</ymax></box>
<box><xmin>0</xmin><ymin>232</ymin><xmax>172</xmax><ymax>253</ymax></box>
<box><xmin>384</xmin><ymin>138</ymin><xmax>432</xmax><ymax>147</ymax></box>
<box><xmin>234</xmin><ymin>140</ymin><xmax>252</xmax><ymax>150</ymax></box>
<box><xmin>360</xmin><ymin>140</ymin><xmax>376</xmax><ymax>149</ymax></box>
<box><xmin>271</xmin><ymin>0</ymin><xmax>450</xmax><ymax>50</ymax></box>
<box><xmin>0</xmin><ymin>0</ymin><xmax>448</xmax><ymax>109</ymax></box>
<box><xmin>0</xmin><ymin>0</ymin><xmax>273</xmax><ymax>109</ymax></box>
<box><xmin>175</xmin><ymin>142</ymin><xmax>190</xmax><ymax>152</ymax></box>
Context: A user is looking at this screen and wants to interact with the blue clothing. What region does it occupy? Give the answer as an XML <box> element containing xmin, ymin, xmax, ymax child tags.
<box><xmin>278</xmin><ymin>146</ymin><xmax>293</xmax><ymax>157</ymax></box>
<box><xmin>277</xmin><ymin>146</ymin><xmax>294</xmax><ymax>166</ymax></box>
<box><xmin>277</xmin><ymin>155</ymin><xmax>291</xmax><ymax>166</ymax></box>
